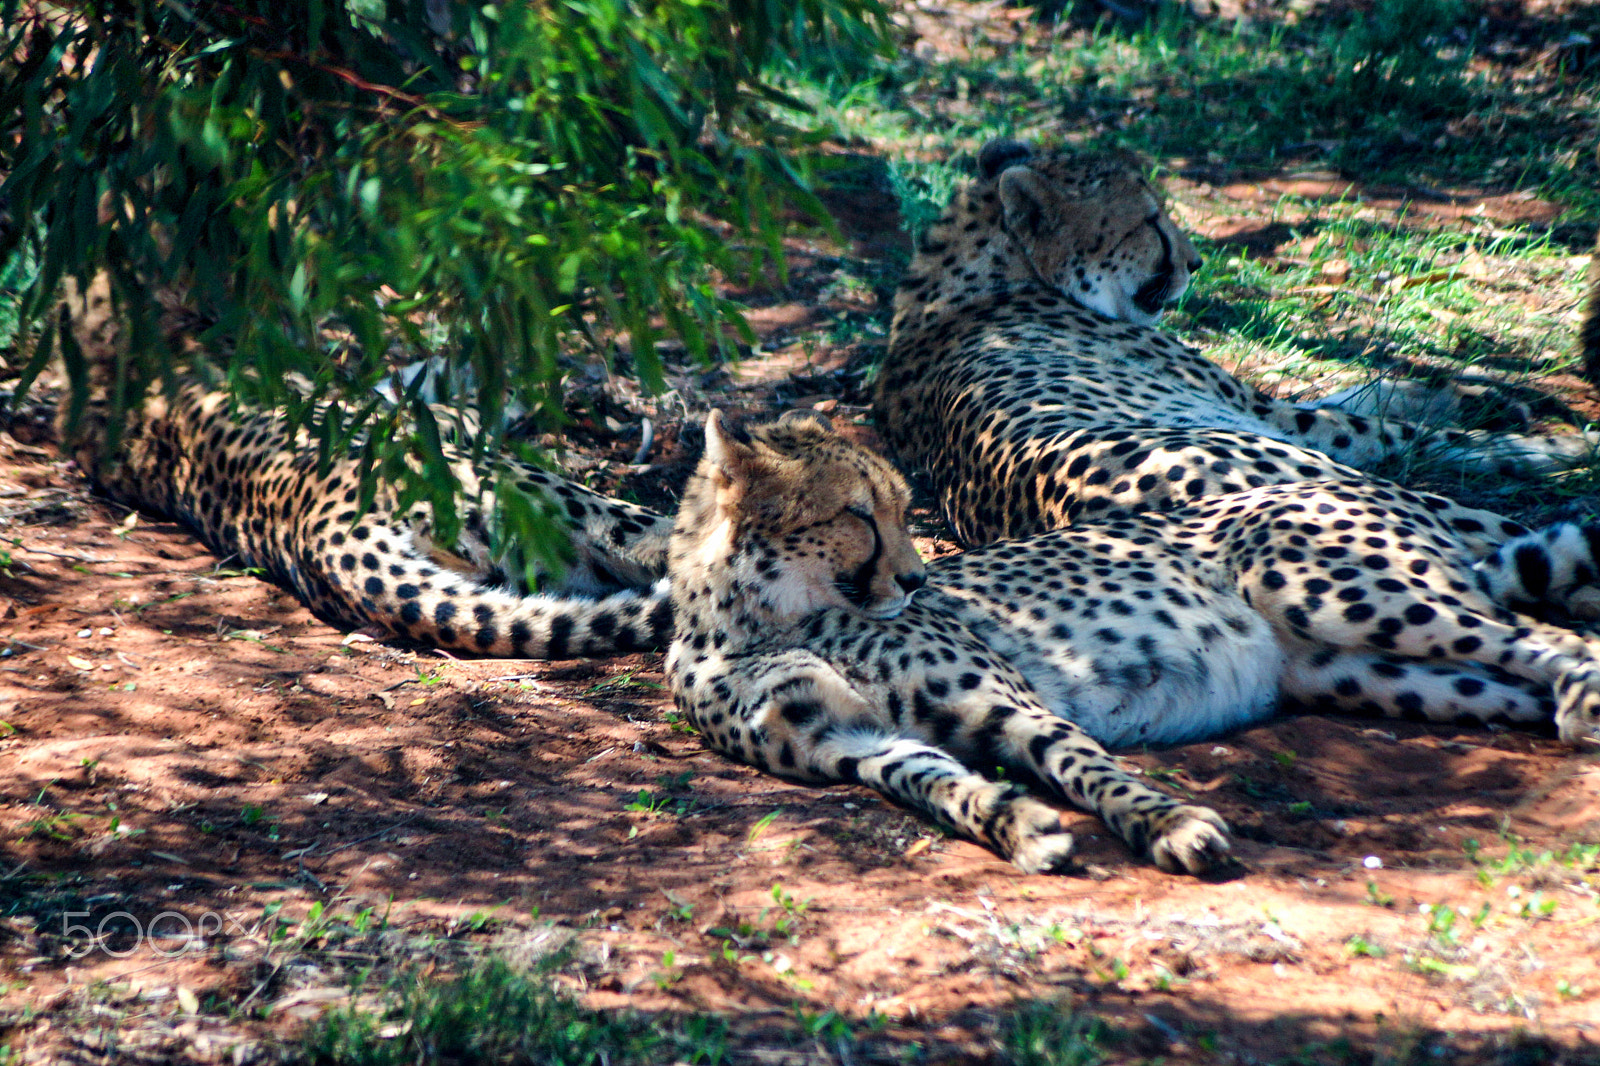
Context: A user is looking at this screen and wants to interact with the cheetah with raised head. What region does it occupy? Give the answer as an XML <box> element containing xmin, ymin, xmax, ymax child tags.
<box><xmin>874</xmin><ymin>140</ymin><xmax>1599</xmax><ymax>548</ymax></box>
<box><xmin>60</xmin><ymin>275</ymin><xmax>675</xmax><ymax>658</ymax></box>
<box><xmin>666</xmin><ymin>411</ymin><xmax>1600</xmax><ymax>874</ymax></box>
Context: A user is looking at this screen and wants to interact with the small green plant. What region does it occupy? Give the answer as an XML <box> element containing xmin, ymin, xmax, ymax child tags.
<box><xmin>704</xmin><ymin>886</ymin><xmax>809</xmax><ymax>958</ymax></box>
<box><xmin>1346</xmin><ymin>934</ymin><xmax>1385</xmax><ymax>958</ymax></box>
<box><xmin>1512</xmin><ymin>891</ymin><xmax>1558</xmax><ymax>921</ymax></box>
<box><xmin>222</xmin><ymin>629</ymin><xmax>288</xmax><ymax>653</ymax></box>
<box><xmin>462</xmin><ymin>902</ymin><xmax>509</xmax><ymax>933</ymax></box>
<box><xmin>766</xmin><ymin>883</ymin><xmax>810</xmax><ymax>938</ymax></box>
<box><xmin>1420</xmin><ymin>902</ymin><xmax>1458</xmax><ymax>947</ymax></box>
<box><xmin>747</xmin><ymin>808</ymin><xmax>783</xmax><ymax>844</ymax></box>
<box><xmin>662</xmin><ymin>710</ymin><xmax>698</xmax><ymax>735</ymax></box>
<box><xmin>1148</xmin><ymin>962</ymin><xmax>1185</xmax><ymax>992</ymax></box>
<box><xmin>583</xmin><ymin>669</ymin><xmax>666</xmax><ymax>698</ymax></box>
<box><xmin>1365</xmin><ymin>880</ymin><xmax>1395</xmax><ymax>908</ymax></box>
<box><xmin>795</xmin><ymin>1007</ymin><xmax>855</xmax><ymax>1052</ymax></box>
<box><xmin>1002</xmin><ymin>999</ymin><xmax>1114</xmax><ymax>1066</ymax></box>
<box><xmin>303</xmin><ymin>955</ymin><xmax>727</xmax><ymax>1064</ymax></box>
<box><xmin>625</xmin><ymin>791</ymin><xmax>671</xmax><ymax>815</ymax></box>
<box><xmin>239</xmin><ymin>803</ymin><xmax>282</xmax><ymax>842</ymax></box>
<box><xmin>651</xmin><ymin>950</ymin><xmax>682</xmax><ymax>990</ymax></box>
<box><xmin>1410</xmin><ymin>956</ymin><xmax>1477</xmax><ymax>981</ymax></box>
<box><xmin>18</xmin><ymin>807</ymin><xmax>82</xmax><ymax>843</ymax></box>
<box><xmin>625</xmin><ymin>790</ymin><xmax>693</xmax><ymax>819</ymax></box>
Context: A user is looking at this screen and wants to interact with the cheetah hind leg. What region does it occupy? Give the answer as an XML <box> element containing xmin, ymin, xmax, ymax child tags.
<box><xmin>1283</xmin><ymin>653</ymin><xmax>1555</xmax><ymax>728</ymax></box>
<box><xmin>997</xmin><ymin>702</ymin><xmax>1232</xmax><ymax>875</ymax></box>
<box><xmin>810</xmin><ymin>732</ymin><xmax>1077</xmax><ymax>874</ymax></box>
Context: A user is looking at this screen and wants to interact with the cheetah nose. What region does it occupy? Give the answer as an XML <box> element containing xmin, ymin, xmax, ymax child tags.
<box><xmin>896</xmin><ymin>571</ymin><xmax>927</xmax><ymax>594</ymax></box>
<box><xmin>1188</xmin><ymin>253</ymin><xmax>1204</xmax><ymax>272</ymax></box>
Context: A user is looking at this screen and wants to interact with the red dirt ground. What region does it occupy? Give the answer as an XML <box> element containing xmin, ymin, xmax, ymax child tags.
<box><xmin>3</xmin><ymin>151</ymin><xmax>1600</xmax><ymax>1066</ymax></box>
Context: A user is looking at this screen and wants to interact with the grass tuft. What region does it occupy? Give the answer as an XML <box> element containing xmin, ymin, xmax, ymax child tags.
<box><xmin>1002</xmin><ymin>999</ymin><xmax>1115</xmax><ymax>1066</ymax></box>
<box><xmin>300</xmin><ymin>956</ymin><xmax>726</xmax><ymax>1066</ymax></box>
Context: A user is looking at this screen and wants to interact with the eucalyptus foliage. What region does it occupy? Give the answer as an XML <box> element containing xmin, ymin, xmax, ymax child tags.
<box><xmin>0</xmin><ymin>0</ymin><xmax>886</xmax><ymax>558</ymax></box>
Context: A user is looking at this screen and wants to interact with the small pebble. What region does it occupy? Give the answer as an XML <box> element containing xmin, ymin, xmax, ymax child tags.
<box><xmin>77</xmin><ymin>629</ymin><xmax>92</xmax><ymax>639</ymax></box>
<box><xmin>99</xmin><ymin>627</ymin><xmax>114</xmax><ymax>637</ymax></box>
<box><xmin>1363</xmin><ymin>855</ymin><xmax>1382</xmax><ymax>870</ymax></box>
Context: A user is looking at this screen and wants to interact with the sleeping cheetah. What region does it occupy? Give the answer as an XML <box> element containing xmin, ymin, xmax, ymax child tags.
<box><xmin>59</xmin><ymin>275</ymin><xmax>675</xmax><ymax>658</ymax></box>
<box><xmin>874</xmin><ymin>140</ymin><xmax>1599</xmax><ymax>547</ymax></box>
<box><xmin>666</xmin><ymin>411</ymin><xmax>1600</xmax><ymax>873</ymax></box>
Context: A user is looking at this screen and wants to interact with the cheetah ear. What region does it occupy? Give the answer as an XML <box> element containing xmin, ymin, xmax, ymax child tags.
<box><xmin>703</xmin><ymin>409</ymin><xmax>757</xmax><ymax>483</ymax></box>
<box><xmin>776</xmin><ymin>408</ymin><xmax>833</xmax><ymax>434</ymax></box>
<box><xmin>978</xmin><ymin>139</ymin><xmax>1033</xmax><ymax>180</ymax></box>
<box><xmin>998</xmin><ymin>166</ymin><xmax>1050</xmax><ymax>237</ymax></box>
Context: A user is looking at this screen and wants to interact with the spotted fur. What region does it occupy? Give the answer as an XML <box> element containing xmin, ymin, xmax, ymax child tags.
<box><xmin>666</xmin><ymin>410</ymin><xmax>1234</xmax><ymax>874</ymax></box>
<box><xmin>60</xmin><ymin>274</ymin><xmax>674</xmax><ymax>658</ymax></box>
<box><xmin>666</xmin><ymin>414</ymin><xmax>1598</xmax><ymax>878</ymax></box>
<box><xmin>874</xmin><ymin>140</ymin><xmax>1598</xmax><ymax>548</ymax></box>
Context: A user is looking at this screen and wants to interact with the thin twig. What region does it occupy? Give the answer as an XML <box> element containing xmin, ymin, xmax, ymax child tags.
<box><xmin>314</xmin><ymin>812</ymin><xmax>425</xmax><ymax>858</ymax></box>
<box><xmin>632</xmin><ymin>417</ymin><xmax>655</xmax><ymax>466</ymax></box>
<box><xmin>10</xmin><ymin>543</ymin><xmax>119</xmax><ymax>564</ymax></box>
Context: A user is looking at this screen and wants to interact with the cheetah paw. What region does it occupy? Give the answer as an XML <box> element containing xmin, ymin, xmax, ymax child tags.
<box><xmin>1556</xmin><ymin>664</ymin><xmax>1600</xmax><ymax>747</ymax></box>
<box><xmin>1006</xmin><ymin>799</ymin><xmax>1076</xmax><ymax>875</ymax></box>
<box><xmin>1148</xmin><ymin>805</ymin><xmax>1232</xmax><ymax>876</ymax></box>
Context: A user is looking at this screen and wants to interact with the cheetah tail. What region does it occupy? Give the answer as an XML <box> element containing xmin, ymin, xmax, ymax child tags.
<box><xmin>1473</xmin><ymin>523</ymin><xmax>1600</xmax><ymax>621</ymax></box>
<box><xmin>331</xmin><ymin>563</ymin><xmax>676</xmax><ymax>659</ymax></box>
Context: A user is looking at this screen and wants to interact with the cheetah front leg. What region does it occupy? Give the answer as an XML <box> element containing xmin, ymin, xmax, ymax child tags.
<box><xmin>810</xmin><ymin>731</ymin><xmax>1078</xmax><ymax>874</ymax></box>
<box><xmin>694</xmin><ymin>653</ymin><xmax>1078</xmax><ymax>874</ymax></box>
<box><xmin>992</xmin><ymin>700</ymin><xmax>1232</xmax><ymax>875</ymax></box>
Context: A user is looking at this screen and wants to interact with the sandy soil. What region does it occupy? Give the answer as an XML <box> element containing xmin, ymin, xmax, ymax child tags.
<box><xmin>2</xmin><ymin>154</ymin><xmax>1599</xmax><ymax>1066</ymax></box>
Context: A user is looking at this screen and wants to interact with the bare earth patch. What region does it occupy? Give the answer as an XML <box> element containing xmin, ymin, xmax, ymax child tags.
<box><xmin>2</xmin><ymin>354</ymin><xmax>1598</xmax><ymax>1063</ymax></box>
<box><xmin>4</xmin><ymin>77</ymin><xmax>1600</xmax><ymax>1064</ymax></box>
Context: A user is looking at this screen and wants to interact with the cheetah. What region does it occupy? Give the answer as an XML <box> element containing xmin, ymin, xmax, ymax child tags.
<box><xmin>666</xmin><ymin>410</ymin><xmax>1600</xmax><ymax>874</ymax></box>
<box><xmin>874</xmin><ymin>140</ymin><xmax>1599</xmax><ymax>548</ymax></box>
<box><xmin>59</xmin><ymin>274</ymin><xmax>675</xmax><ymax>658</ymax></box>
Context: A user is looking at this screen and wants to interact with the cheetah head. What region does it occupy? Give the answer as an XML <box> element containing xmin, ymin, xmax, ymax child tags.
<box><xmin>684</xmin><ymin>410</ymin><xmax>926</xmax><ymax>621</ymax></box>
<box><xmin>980</xmin><ymin>139</ymin><xmax>1203</xmax><ymax>326</ymax></box>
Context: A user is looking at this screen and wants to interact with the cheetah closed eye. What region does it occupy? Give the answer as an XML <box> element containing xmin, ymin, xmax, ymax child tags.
<box><xmin>867</xmin><ymin>138</ymin><xmax>1600</xmax><ymax>746</ymax></box>
<box><xmin>875</xmin><ymin>139</ymin><xmax>1600</xmax><ymax>549</ymax></box>
<box><xmin>665</xmin><ymin>409</ymin><xmax>1234</xmax><ymax>875</ymax></box>
<box><xmin>667</xmin><ymin>410</ymin><xmax>1600</xmax><ymax>874</ymax></box>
